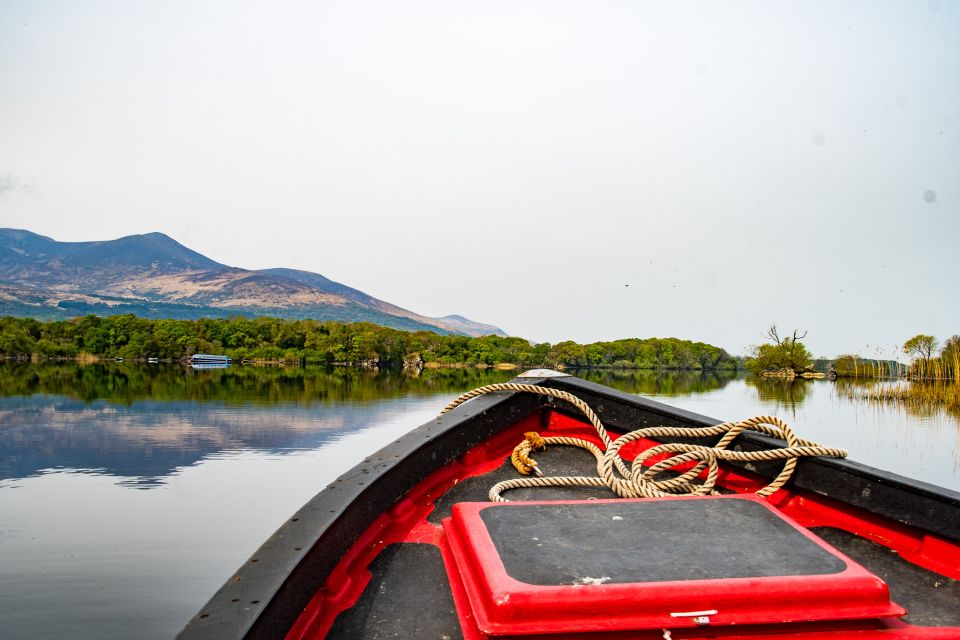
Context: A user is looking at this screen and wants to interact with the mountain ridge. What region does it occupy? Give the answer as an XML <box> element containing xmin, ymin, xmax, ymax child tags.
<box><xmin>0</xmin><ymin>228</ymin><xmax>508</xmax><ymax>337</ymax></box>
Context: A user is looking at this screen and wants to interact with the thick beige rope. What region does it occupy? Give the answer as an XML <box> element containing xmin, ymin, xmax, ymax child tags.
<box><xmin>440</xmin><ymin>382</ymin><xmax>847</xmax><ymax>502</ymax></box>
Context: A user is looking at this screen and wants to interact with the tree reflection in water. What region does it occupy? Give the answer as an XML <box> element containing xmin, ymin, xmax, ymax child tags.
<box><xmin>744</xmin><ymin>378</ymin><xmax>814</xmax><ymax>415</ymax></box>
<box><xmin>573</xmin><ymin>368</ymin><xmax>738</xmax><ymax>396</ymax></box>
<box><xmin>0</xmin><ymin>361</ymin><xmax>518</xmax><ymax>405</ymax></box>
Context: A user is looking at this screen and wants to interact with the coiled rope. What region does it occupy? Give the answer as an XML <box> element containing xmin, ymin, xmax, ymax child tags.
<box><xmin>440</xmin><ymin>382</ymin><xmax>847</xmax><ymax>502</ymax></box>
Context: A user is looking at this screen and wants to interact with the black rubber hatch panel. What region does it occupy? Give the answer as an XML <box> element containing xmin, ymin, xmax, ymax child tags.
<box><xmin>480</xmin><ymin>498</ymin><xmax>847</xmax><ymax>586</ymax></box>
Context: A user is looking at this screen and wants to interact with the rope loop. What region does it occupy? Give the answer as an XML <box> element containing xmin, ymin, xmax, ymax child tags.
<box><xmin>440</xmin><ymin>382</ymin><xmax>847</xmax><ymax>502</ymax></box>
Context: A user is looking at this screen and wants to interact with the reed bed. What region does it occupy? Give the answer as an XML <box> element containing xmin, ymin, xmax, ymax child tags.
<box><xmin>832</xmin><ymin>352</ymin><xmax>909</xmax><ymax>380</ymax></box>
<box><xmin>905</xmin><ymin>351</ymin><xmax>959</xmax><ymax>383</ymax></box>
<box><xmin>838</xmin><ymin>365</ymin><xmax>960</xmax><ymax>416</ymax></box>
<box><xmin>834</xmin><ymin>345</ymin><xmax>959</xmax><ymax>413</ymax></box>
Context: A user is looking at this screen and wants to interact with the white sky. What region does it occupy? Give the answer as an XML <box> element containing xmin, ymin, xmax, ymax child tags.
<box><xmin>1</xmin><ymin>1</ymin><xmax>957</xmax><ymax>358</ymax></box>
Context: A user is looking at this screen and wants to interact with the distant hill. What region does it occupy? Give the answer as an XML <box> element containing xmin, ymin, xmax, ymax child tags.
<box><xmin>0</xmin><ymin>228</ymin><xmax>508</xmax><ymax>337</ymax></box>
<box><xmin>433</xmin><ymin>314</ymin><xmax>509</xmax><ymax>338</ymax></box>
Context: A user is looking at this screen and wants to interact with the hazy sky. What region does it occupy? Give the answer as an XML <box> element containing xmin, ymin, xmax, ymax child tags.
<box><xmin>1</xmin><ymin>1</ymin><xmax>957</xmax><ymax>358</ymax></box>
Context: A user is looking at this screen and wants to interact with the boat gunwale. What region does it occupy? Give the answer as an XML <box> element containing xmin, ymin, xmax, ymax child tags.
<box><xmin>178</xmin><ymin>373</ymin><xmax>960</xmax><ymax>640</ymax></box>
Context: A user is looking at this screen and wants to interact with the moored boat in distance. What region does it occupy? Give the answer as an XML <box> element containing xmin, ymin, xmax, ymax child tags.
<box><xmin>179</xmin><ymin>370</ymin><xmax>960</xmax><ymax>640</ymax></box>
<box><xmin>189</xmin><ymin>354</ymin><xmax>233</xmax><ymax>364</ymax></box>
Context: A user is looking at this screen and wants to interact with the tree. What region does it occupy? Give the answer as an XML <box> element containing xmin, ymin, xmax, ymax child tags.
<box><xmin>942</xmin><ymin>335</ymin><xmax>960</xmax><ymax>356</ymax></box>
<box><xmin>939</xmin><ymin>335</ymin><xmax>960</xmax><ymax>377</ymax></box>
<box><xmin>745</xmin><ymin>324</ymin><xmax>813</xmax><ymax>373</ymax></box>
<box><xmin>903</xmin><ymin>334</ymin><xmax>938</xmax><ymax>363</ymax></box>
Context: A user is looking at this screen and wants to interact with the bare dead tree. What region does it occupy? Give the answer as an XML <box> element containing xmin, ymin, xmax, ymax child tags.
<box><xmin>764</xmin><ymin>323</ymin><xmax>806</xmax><ymax>347</ymax></box>
<box><xmin>764</xmin><ymin>324</ymin><xmax>782</xmax><ymax>345</ymax></box>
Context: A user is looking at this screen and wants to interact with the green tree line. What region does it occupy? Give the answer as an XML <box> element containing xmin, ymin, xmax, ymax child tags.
<box><xmin>0</xmin><ymin>315</ymin><xmax>738</xmax><ymax>370</ymax></box>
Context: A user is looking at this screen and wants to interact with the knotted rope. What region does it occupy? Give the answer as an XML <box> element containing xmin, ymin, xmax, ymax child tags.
<box><xmin>440</xmin><ymin>382</ymin><xmax>847</xmax><ymax>502</ymax></box>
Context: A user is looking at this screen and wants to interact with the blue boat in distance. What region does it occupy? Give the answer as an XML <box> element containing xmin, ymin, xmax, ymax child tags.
<box><xmin>189</xmin><ymin>354</ymin><xmax>232</xmax><ymax>364</ymax></box>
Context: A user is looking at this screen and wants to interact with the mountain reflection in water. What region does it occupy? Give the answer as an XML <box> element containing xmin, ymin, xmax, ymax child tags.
<box><xmin>0</xmin><ymin>363</ymin><xmax>519</xmax><ymax>488</ymax></box>
<box><xmin>0</xmin><ymin>364</ymin><xmax>746</xmax><ymax>488</ymax></box>
<box><xmin>1</xmin><ymin>363</ymin><xmax>957</xmax><ymax>491</ymax></box>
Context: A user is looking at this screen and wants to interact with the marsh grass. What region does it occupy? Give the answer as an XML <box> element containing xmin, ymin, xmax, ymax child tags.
<box><xmin>834</xmin><ymin>346</ymin><xmax>960</xmax><ymax>414</ymax></box>
<box><xmin>832</xmin><ymin>351</ymin><xmax>909</xmax><ymax>380</ymax></box>
<box><xmin>905</xmin><ymin>351</ymin><xmax>959</xmax><ymax>383</ymax></box>
<box><xmin>838</xmin><ymin>360</ymin><xmax>960</xmax><ymax>416</ymax></box>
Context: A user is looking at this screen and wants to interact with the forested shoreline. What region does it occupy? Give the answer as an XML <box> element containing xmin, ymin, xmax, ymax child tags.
<box><xmin>0</xmin><ymin>315</ymin><xmax>738</xmax><ymax>370</ymax></box>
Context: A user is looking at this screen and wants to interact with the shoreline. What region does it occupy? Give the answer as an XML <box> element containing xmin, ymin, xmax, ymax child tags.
<box><xmin>0</xmin><ymin>354</ymin><xmax>742</xmax><ymax>373</ymax></box>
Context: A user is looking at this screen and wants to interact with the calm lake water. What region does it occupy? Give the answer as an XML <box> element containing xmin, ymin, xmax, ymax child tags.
<box><xmin>1</xmin><ymin>363</ymin><xmax>958</xmax><ymax>639</ymax></box>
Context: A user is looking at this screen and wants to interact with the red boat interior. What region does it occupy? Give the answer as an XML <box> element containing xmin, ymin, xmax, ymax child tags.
<box><xmin>285</xmin><ymin>409</ymin><xmax>960</xmax><ymax>639</ymax></box>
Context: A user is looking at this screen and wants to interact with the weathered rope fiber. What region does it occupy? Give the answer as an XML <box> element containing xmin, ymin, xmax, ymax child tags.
<box><xmin>440</xmin><ymin>382</ymin><xmax>847</xmax><ymax>502</ymax></box>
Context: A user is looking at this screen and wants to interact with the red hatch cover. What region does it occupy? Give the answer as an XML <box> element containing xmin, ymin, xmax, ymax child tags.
<box><xmin>441</xmin><ymin>495</ymin><xmax>904</xmax><ymax>636</ymax></box>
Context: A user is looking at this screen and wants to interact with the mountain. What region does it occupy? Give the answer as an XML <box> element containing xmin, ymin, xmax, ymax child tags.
<box><xmin>0</xmin><ymin>229</ymin><xmax>223</xmax><ymax>281</ymax></box>
<box><xmin>433</xmin><ymin>314</ymin><xmax>509</xmax><ymax>338</ymax></box>
<box><xmin>0</xmin><ymin>228</ymin><xmax>508</xmax><ymax>337</ymax></box>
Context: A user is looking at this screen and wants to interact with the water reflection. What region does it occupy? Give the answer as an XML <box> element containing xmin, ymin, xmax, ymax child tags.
<box><xmin>0</xmin><ymin>400</ymin><xmax>452</xmax><ymax>640</ymax></box>
<box><xmin>573</xmin><ymin>369</ymin><xmax>738</xmax><ymax>395</ymax></box>
<box><xmin>0</xmin><ymin>361</ymin><xmax>516</xmax><ymax>405</ymax></box>
<box><xmin>0</xmin><ymin>363</ymin><xmax>516</xmax><ymax>488</ymax></box>
<box><xmin>832</xmin><ymin>377</ymin><xmax>954</xmax><ymax>420</ymax></box>
<box><xmin>2</xmin><ymin>363</ymin><xmax>958</xmax><ymax>491</ymax></box>
<box><xmin>744</xmin><ymin>378</ymin><xmax>813</xmax><ymax>413</ymax></box>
